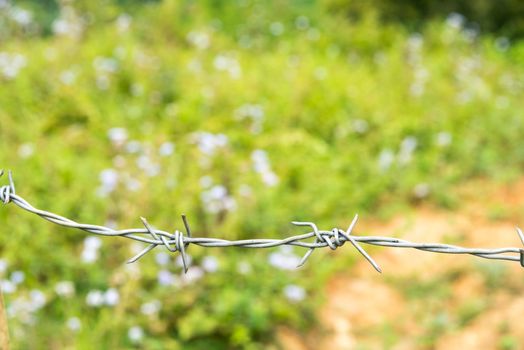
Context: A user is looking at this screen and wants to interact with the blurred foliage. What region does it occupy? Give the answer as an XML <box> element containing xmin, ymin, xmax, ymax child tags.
<box><xmin>1</xmin><ymin>0</ymin><xmax>524</xmax><ymax>348</ymax></box>
<box><xmin>327</xmin><ymin>0</ymin><xmax>524</xmax><ymax>38</ymax></box>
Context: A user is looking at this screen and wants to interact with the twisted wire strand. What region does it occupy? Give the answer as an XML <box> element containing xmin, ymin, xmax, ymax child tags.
<box><xmin>1</xmin><ymin>170</ymin><xmax>524</xmax><ymax>273</ymax></box>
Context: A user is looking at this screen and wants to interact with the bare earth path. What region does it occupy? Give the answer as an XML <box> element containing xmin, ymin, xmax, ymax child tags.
<box><xmin>278</xmin><ymin>178</ymin><xmax>524</xmax><ymax>349</ymax></box>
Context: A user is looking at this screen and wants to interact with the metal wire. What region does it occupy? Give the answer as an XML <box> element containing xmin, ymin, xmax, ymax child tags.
<box><xmin>1</xmin><ymin>169</ymin><xmax>524</xmax><ymax>273</ymax></box>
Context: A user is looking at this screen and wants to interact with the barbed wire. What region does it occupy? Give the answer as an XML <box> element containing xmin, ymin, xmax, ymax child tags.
<box><xmin>1</xmin><ymin>169</ymin><xmax>524</xmax><ymax>273</ymax></box>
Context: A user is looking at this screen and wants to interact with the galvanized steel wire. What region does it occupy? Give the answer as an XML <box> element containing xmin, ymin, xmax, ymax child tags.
<box><xmin>1</xmin><ymin>169</ymin><xmax>524</xmax><ymax>273</ymax></box>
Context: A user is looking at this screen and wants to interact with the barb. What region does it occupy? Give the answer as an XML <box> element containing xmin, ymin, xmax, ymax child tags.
<box><xmin>1</xmin><ymin>170</ymin><xmax>524</xmax><ymax>273</ymax></box>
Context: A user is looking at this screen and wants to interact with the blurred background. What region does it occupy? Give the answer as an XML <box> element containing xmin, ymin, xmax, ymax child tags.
<box><xmin>1</xmin><ymin>0</ymin><xmax>524</xmax><ymax>349</ymax></box>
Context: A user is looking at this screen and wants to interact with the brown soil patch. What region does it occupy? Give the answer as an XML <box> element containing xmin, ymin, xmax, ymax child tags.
<box><xmin>278</xmin><ymin>177</ymin><xmax>524</xmax><ymax>349</ymax></box>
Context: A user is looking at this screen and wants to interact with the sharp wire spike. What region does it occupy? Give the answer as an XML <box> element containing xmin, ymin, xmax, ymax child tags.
<box><xmin>182</xmin><ymin>214</ymin><xmax>191</xmax><ymax>238</ymax></box>
<box><xmin>8</xmin><ymin>170</ymin><xmax>15</xmax><ymax>194</ymax></box>
<box><xmin>516</xmin><ymin>227</ymin><xmax>524</xmax><ymax>246</ymax></box>
<box><xmin>127</xmin><ymin>244</ymin><xmax>156</xmax><ymax>264</ymax></box>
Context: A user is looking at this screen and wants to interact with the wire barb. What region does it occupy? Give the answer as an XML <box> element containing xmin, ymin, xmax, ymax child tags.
<box><xmin>2</xmin><ymin>171</ymin><xmax>524</xmax><ymax>273</ymax></box>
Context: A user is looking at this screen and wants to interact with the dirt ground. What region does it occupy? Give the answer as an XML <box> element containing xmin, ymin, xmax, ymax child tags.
<box><xmin>278</xmin><ymin>178</ymin><xmax>524</xmax><ymax>349</ymax></box>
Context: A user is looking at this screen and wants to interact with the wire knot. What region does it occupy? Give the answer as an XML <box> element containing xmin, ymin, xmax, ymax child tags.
<box><xmin>0</xmin><ymin>185</ymin><xmax>12</xmax><ymax>204</ymax></box>
<box><xmin>127</xmin><ymin>216</ymin><xmax>192</xmax><ymax>273</ymax></box>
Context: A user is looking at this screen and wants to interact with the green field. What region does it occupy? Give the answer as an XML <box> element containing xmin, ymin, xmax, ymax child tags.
<box><xmin>1</xmin><ymin>1</ymin><xmax>524</xmax><ymax>348</ymax></box>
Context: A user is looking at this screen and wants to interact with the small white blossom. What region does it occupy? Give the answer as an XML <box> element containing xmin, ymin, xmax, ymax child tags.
<box><xmin>187</xmin><ymin>31</ymin><xmax>210</xmax><ymax>50</ymax></box>
<box><xmin>0</xmin><ymin>52</ymin><xmax>26</xmax><ymax>79</ymax></box>
<box><xmin>192</xmin><ymin>132</ymin><xmax>228</xmax><ymax>156</ymax></box>
<box><xmin>29</xmin><ymin>289</ymin><xmax>46</xmax><ymax>311</ymax></box>
<box><xmin>237</xmin><ymin>261</ymin><xmax>251</xmax><ymax>274</ymax></box>
<box><xmin>1</xmin><ymin>280</ymin><xmax>16</xmax><ymax>294</ymax></box>
<box><xmin>0</xmin><ymin>259</ymin><xmax>7</xmax><ymax>275</ymax></box>
<box><xmin>159</xmin><ymin>142</ymin><xmax>175</xmax><ymax>156</ymax></box>
<box><xmin>157</xmin><ymin>269</ymin><xmax>176</xmax><ymax>286</ymax></box>
<box><xmin>284</xmin><ymin>284</ymin><xmax>306</xmax><ymax>302</ymax></box>
<box><xmin>18</xmin><ymin>143</ymin><xmax>35</xmax><ymax>158</ymax></box>
<box><xmin>55</xmin><ymin>281</ymin><xmax>75</xmax><ymax>297</ymax></box>
<box><xmin>104</xmin><ymin>288</ymin><xmax>120</xmax><ymax>306</ymax></box>
<box><xmin>10</xmin><ymin>7</ymin><xmax>33</xmax><ymax>26</ymax></box>
<box><xmin>86</xmin><ymin>290</ymin><xmax>104</xmax><ymax>307</ymax></box>
<box><xmin>107</xmin><ymin>127</ymin><xmax>127</xmax><ymax>145</ymax></box>
<box><xmin>140</xmin><ymin>300</ymin><xmax>161</xmax><ymax>316</ymax></box>
<box><xmin>115</xmin><ymin>13</ymin><xmax>132</xmax><ymax>32</ymax></box>
<box><xmin>413</xmin><ymin>183</ymin><xmax>430</xmax><ymax>199</ymax></box>
<box><xmin>155</xmin><ymin>252</ymin><xmax>170</xmax><ymax>266</ymax></box>
<box><xmin>181</xmin><ymin>267</ymin><xmax>204</xmax><ymax>284</ymax></box>
<box><xmin>352</xmin><ymin>119</ymin><xmax>369</xmax><ymax>134</ymax></box>
<box><xmin>67</xmin><ymin>317</ymin><xmax>82</xmax><ymax>331</ymax></box>
<box><xmin>125</xmin><ymin>140</ymin><xmax>141</xmax><ymax>153</ymax></box>
<box><xmin>378</xmin><ymin>148</ymin><xmax>395</xmax><ymax>171</ymax></box>
<box><xmin>59</xmin><ymin>70</ymin><xmax>76</xmax><ymax>85</ymax></box>
<box><xmin>128</xmin><ymin>326</ymin><xmax>144</xmax><ymax>343</ymax></box>
<box><xmin>268</xmin><ymin>248</ymin><xmax>301</xmax><ymax>270</ymax></box>
<box><xmin>201</xmin><ymin>256</ymin><xmax>219</xmax><ymax>273</ymax></box>
<box><xmin>436</xmin><ymin>132</ymin><xmax>452</xmax><ymax>147</ymax></box>
<box><xmin>10</xmin><ymin>271</ymin><xmax>24</xmax><ymax>285</ymax></box>
<box><xmin>269</xmin><ymin>22</ymin><xmax>284</xmax><ymax>36</ymax></box>
<box><xmin>446</xmin><ymin>13</ymin><xmax>465</xmax><ymax>30</ymax></box>
<box><xmin>213</xmin><ymin>55</ymin><xmax>241</xmax><ymax>78</ymax></box>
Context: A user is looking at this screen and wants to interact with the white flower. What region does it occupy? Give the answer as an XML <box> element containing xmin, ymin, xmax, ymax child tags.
<box><xmin>85</xmin><ymin>236</ymin><xmax>102</xmax><ymax>250</ymax></box>
<box><xmin>213</xmin><ymin>55</ymin><xmax>241</xmax><ymax>78</ymax></box>
<box><xmin>200</xmin><ymin>185</ymin><xmax>237</xmax><ymax>213</ymax></box>
<box><xmin>237</xmin><ymin>261</ymin><xmax>251</xmax><ymax>274</ymax></box>
<box><xmin>155</xmin><ymin>252</ymin><xmax>170</xmax><ymax>266</ymax></box>
<box><xmin>1</xmin><ymin>280</ymin><xmax>16</xmax><ymax>294</ymax></box>
<box><xmin>187</xmin><ymin>31</ymin><xmax>210</xmax><ymax>50</ymax></box>
<box><xmin>446</xmin><ymin>12</ymin><xmax>465</xmax><ymax>30</ymax></box>
<box><xmin>181</xmin><ymin>267</ymin><xmax>204</xmax><ymax>284</ymax></box>
<box><xmin>268</xmin><ymin>248</ymin><xmax>301</xmax><ymax>270</ymax></box>
<box><xmin>269</xmin><ymin>22</ymin><xmax>284</xmax><ymax>36</ymax></box>
<box><xmin>283</xmin><ymin>284</ymin><xmax>306</xmax><ymax>302</ymax></box>
<box><xmin>104</xmin><ymin>288</ymin><xmax>119</xmax><ymax>306</ymax></box>
<box><xmin>0</xmin><ymin>52</ymin><xmax>26</xmax><ymax>79</ymax></box>
<box><xmin>67</xmin><ymin>317</ymin><xmax>81</xmax><ymax>332</ymax></box>
<box><xmin>107</xmin><ymin>127</ymin><xmax>127</xmax><ymax>145</ymax></box>
<box><xmin>10</xmin><ymin>271</ymin><xmax>24</xmax><ymax>285</ymax></box>
<box><xmin>398</xmin><ymin>136</ymin><xmax>418</xmax><ymax>165</ymax></box>
<box><xmin>115</xmin><ymin>13</ymin><xmax>132</xmax><ymax>32</ymax></box>
<box><xmin>199</xmin><ymin>176</ymin><xmax>213</xmax><ymax>188</ymax></box>
<box><xmin>378</xmin><ymin>148</ymin><xmax>395</xmax><ymax>171</ymax></box>
<box><xmin>128</xmin><ymin>326</ymin><xmax>144</xmax><ymax>343</ymax></box>
<box><xmin>94</xmin><ymin>57</ymin><xmax>119</xmax><ymax>73</ymax></box>
<box><xmin>81</xmin><ymin>249</ymin><xmax>98</xmax><ymax>264</ymax></box>
<box><xmin>201</xmin><ymin>256</ymin><xmax>219</xmax><ymax>273</ymax></box>
<box><xmin>29</xmin><ymin>289</ymin><xmax>46</xmax><ymax>311</ymax></box>
<box><xmin>192</xmin><ymin>132</ymin><xmax>228</xmax><ymax>156</ymax></box>
<box><xmin>159</xmin><ymin>142</ymin><xmax>175</xmax><ymax>156</ymax></box>
<box><xmin>0</xmin><ymin>259</ymin><xmax>7</xmax><ymax>275</ymax></box>
<box><xmin>55</xmin><ymin>281</ymin><xmax>75</xmax><ymax>297</ymax></box>
<box><xmin>157</xmin><ymin>269</ymin><xmax>176</xmax><ymax>286</ymax></box>
<box><xmin>436</xmin><ymin>132</ymin><xmax>452</xmax><ymax>147</ymax></box>
<box><xmin>10</xmin><ymin>7</ymin><xmax>33</xmax><ymax>26</ymax></box>
<box><xmin>352</xmin><ymin>119</ymin><xmax>369</xmax><ymax>134</ymax></box>
<box><xmin>97</xmin><ymin>168</ymin><xmax>119</xmax><ymax>197</ymax></box>
<box><xmin>59</xmin><ymin>70</ymin><xmax>76</xmax><ymax>85</ymax></box>
<box><xmin>140</xmin><ymin>300</ymin><xmax>161</xmax><ymax>316</ymax></box>
<box><xmin>86</xmin><ymin>290</ymin><xmax>104</xmax><ymax>307</ymax></box>
<box><xmin>125</xmin><ymin>178</ymin><xmax>141</xmax><ymax>192</ymax></box>
<box><xmin>175</xmin><ymin>255</ymin><xmax>193</xmax><ymax>268</ymax></box>
<box><xmin>413</xmin><ymin>183</ymin><xmax>430</xmax><ymax>199</ymax></box>
<box><xmin>125</xmin><ymin>140</ymin><xmax>141</xmax><ymax>153</ymax></box>
<box><xmin>251</xmin><ymin>150</ymin><xmax>279</xmax><ymax>187</ymax></box>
